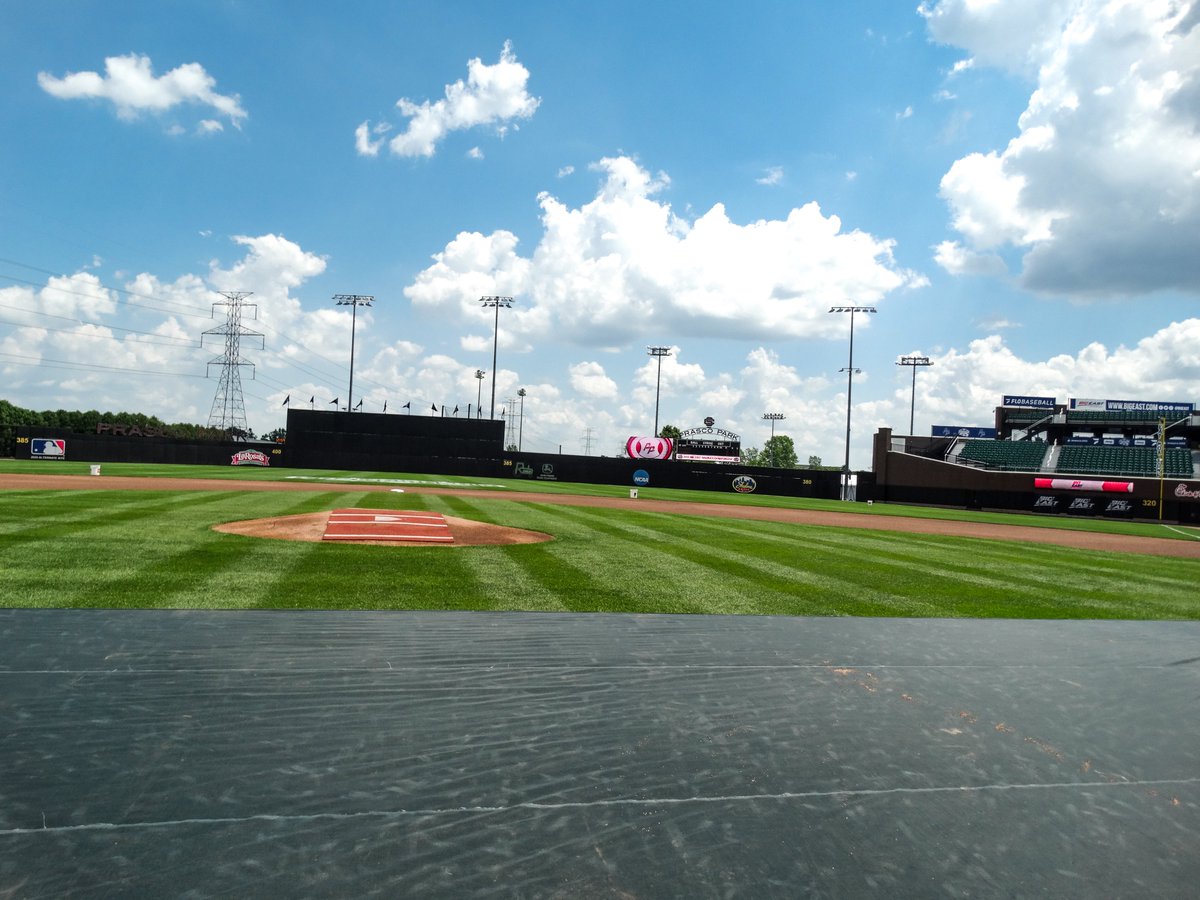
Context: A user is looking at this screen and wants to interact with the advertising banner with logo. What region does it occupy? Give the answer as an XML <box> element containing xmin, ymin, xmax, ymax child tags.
<box><xmin>1070</xmin><ymin>398</ymin><xmax>1194</xmax><ymax>414</ymax></box>
<box><xmin>625</xmin><ymin>436</ymin><xmax>673</xmax><ymax>459</ymax></box>
<box><xmin>1102</xmin><ymin>498</ymin><xmax>1135</xmax><ymax>518</ymax></box>
<box><xmin>1065</xmin><ymin>497</ymin><xmax>1098</xmax><ymax>515</ymax></box>
<box><xmin>31</xmin><ymin>438</ymin><xmax>66</xmax><ymax>460</ymax></box>
<box><xmin>1032</xmin><ymin>495</ymin><xmax>1061</xmax><ymax>513</ymax></box>
<box><xmin>1175</xmin><ymin>483</ymin><xmax>1200</xmax><ymax>503</ymax></box>
<box><xmin>1033</xmin><ymin>478</ymin><xmax>1133</xmax><ymax>493</ymax></box>
<box><xmin>932</xmin><ymin>425</ymin><xmax>998</xmax><ymax>439</ymax></box>
<box><xmin>731</xmin><ymin>475</ymin><xmax>757</xmax><ymax>493</ymax></box>
<box><xmin>1064</xmin><ymin>436</ymin><xmax>1189</xmax><ymax>447</ymax></box>
<box><xmin>1002</xmin><ymin>395</ymin><xmax>1056</xmax><ymax>409</ymax></box>
<box><xmin>230</xmin><ymin>449</ymin><xmax>270</xmax><ymax>467</ymax></box>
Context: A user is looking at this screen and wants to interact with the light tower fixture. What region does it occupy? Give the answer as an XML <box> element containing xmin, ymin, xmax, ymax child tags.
<box><xmin>475</xmin><ymin>369</ymin><xmax>485</xmax><ymax>418</ymax></box>
<box><xmin>479</xmin><ymin>296</ymin><xmax>513</xmax><ymax>419</ymax></box>
<box><xmin>829</xmin><ymin>305</ymin><xmax>876</xmax><ymax>499</ymax></box>
<box><xmin>647</xmin><ymin>346</ymin><xmax>672</xmax><ymax>436</ymax></box>
<box><xmin>762</xmin><ymin>413</ymin><xmax>785</xmax><ymax>467</ymax></box>
<box><xmin>333</xmin><ymin>294</ymin><xmax>374</xmax><ymax>413</ymax></box>
<box><xmin>896</xmin><ymin>355</ymin><xmax>933</xmax><ymax>435</ymax></box>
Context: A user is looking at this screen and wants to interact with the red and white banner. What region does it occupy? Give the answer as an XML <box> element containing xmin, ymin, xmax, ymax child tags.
<box><xmin>1033</xmin><ymin>478</ymin><xmax>1133</xmax><ymax>493</ymax></box>
<box><xmin>626</xmin><ymin>436</ymin><xmax>673</xmax><ymax>459</ymax></box>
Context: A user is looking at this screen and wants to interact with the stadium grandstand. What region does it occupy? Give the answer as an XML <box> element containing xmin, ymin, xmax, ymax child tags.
<box><xmin>870</xmin><ymin>395</ymin><xmax>1200</xmax><ymax>522</ymax></box>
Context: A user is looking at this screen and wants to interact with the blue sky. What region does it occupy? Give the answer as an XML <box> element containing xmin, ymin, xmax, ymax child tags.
<box><xmin>2</xmin><ymin>1</ymin><xmax>1198</xmax><ymax>467</ymax></box>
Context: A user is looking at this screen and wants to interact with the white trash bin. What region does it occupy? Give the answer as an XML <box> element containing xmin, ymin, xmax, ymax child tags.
<box><xmin>89</xmin><ymin>465</ymin><xmax>101</xmax><ymax>476</ymax></box>
<box><xmin>629</xmin><ymin>488</ymin><xmax>638</xmax><ymax>499</ymax></box>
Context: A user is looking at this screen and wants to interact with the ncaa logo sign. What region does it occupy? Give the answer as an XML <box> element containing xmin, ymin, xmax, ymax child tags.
<box><xmin>633</xmin><ymin>469</ymin><xmax>650</xmax><ymax>487</ymax></box>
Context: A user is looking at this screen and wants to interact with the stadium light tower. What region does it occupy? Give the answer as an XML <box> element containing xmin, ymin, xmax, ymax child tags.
<box><xmin>475</xmin><ymin>369</ymin><xmax>485</xmax><ymax>418</ymax></box>
<box><xmin>762</xmin><ymin>412</ymin><xmax>785</xmax><ymax>467</ymax></box>
<box><xmin>648</xmin><ymin>346</ymin><xmax>671</xmax><ymax>436</ymax></box>
<box><xmin>830</xmin><ymin>305</ymin><xmax>876</xmax><ymax>500</ymax></box>
<box><xmin>897</xmin><ymin>355</ymin><xmax>933</xmax><ymax>435</ymax></box>
<box><xmin>333</xmin><ymin>294</ymin><xmax>374</xmax><ymax>413</ymax></box>
<box><xmin>479</xmin><ymin>296</ymin><xmax>513</xmax><ymax>419</ymax></box>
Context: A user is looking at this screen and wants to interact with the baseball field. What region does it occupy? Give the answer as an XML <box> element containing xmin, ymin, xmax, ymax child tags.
<box><xmin>3</xmin><ymin>460</ymin><xmax>1198</xmax><ymax>618</ymax></box>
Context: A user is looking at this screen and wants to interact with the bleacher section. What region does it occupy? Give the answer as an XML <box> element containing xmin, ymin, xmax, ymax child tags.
<box><xmin>1065</xmin><ymin>410</ymin><xmax>1182</xmax><ymax>425</ymax></box>
<box><xmin>958</xmin><ymin>440</ymin><xmax>1048</xmax><ymax>472</ymax></box>
<box><xmin>1055</xmin><ymin>445</ymin><xmax>1193</xmax><ymax>478</ymax></box>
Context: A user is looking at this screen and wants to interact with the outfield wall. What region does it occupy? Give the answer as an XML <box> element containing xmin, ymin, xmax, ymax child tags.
<box><xmin>14</xmin><ymin>426</ymin><xmax>283</xmax><ymax>468</ymax></box>
<box><xmin>501</xmin><ymin>451</ymin><xmax>843</xmax><ymax>499</ymax></box>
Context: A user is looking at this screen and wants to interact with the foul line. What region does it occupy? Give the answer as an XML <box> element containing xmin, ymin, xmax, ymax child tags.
<box><xmin>1160</xmin><ymin>524</ymin><xmax>1200</xmax><ymax>541</ymax></box>
<box><xmin>6</xmin><ymin>777</ymin><xmax>1198</xmax><ymax>837</ymax></box>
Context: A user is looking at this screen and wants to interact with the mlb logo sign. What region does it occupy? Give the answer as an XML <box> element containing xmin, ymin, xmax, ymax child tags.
<box><xmin>31</xmin><ymin>439</ymin><xmax>66</xmax><ymax>459</ymax></box>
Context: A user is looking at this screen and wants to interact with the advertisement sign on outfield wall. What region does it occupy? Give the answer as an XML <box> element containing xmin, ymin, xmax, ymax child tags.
<box><xmin>31</xmin><ymin>438</ymin><xmax>66</xmax><ymax>459</ymax></box>
<box><xmin>626</xmin><ymin>436</ymin><xmax>674</xmax><ymax>459</ymax></box>
<box><xmin>1033</xmin><ymin>478</ymin><xmax>1134</xmax><ymax>493</ymax></box>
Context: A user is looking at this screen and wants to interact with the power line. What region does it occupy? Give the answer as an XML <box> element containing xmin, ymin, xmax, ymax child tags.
<box><xmin>0</xmin><ymin>350</ymin><xmax>205</xmax><ymax>379</ymax></box>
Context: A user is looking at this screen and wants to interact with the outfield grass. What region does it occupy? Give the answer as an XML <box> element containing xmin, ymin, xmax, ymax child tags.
<box><xmin>1</xmin><ymin>462</ymin><xmax>1197</xmax><ymax>618</ymax></box>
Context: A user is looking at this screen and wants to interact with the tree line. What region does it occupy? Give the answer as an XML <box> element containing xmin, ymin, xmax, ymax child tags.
<box><xmin>0</xmin><ymin>398</ymin><xmax>285</xmax><ymax>455</ymax></box>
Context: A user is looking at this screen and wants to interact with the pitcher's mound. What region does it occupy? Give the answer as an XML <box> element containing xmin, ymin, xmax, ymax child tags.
<box><xmin>214</xmin><ymin>511</ymin><xmax>552</xmax><ymax>547</ymax></box>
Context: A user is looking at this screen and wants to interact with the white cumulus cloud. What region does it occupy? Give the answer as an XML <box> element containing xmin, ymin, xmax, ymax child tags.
<box><xmin>925</xmin><ymin>0</ymin><xmax>1200</xmax><ymax>297</ymax></box>
<box><xmin>405</xmin><ymin>156</ymin><xmax>926</xmax><ymax>347</ymax></box>
<box><xmin>356</xmin><ymin>41</ymin><xmax>539</xmax><ymax>158</ymax></box>
<box><xmin>38</xmin><ymin>54</ymin><xmax>247</xmax><ymax>129</ymax></box>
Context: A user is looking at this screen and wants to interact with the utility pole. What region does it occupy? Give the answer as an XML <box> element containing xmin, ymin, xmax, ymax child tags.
<box><xmin>333</xmin><ymin>294</ymin><xmax>374</xmax><ymax>413</ymax></box>
<box><xmin>829</xmin><ymin>305</ymin><xmax>876</xmax><ymax>500</ymax></box>
<box><xmin>202</xmin><ymin>291</ymin><xmax>264</xmax><ymax>435</ymax></box>
<box><xmin>897</xmin><ymin>355</ymin><xmax>933</xmax><ymax>435</ymax></box>
<box><xmin>479</xmin><ymin>296</ymin><xmax>513</xmax><ymax>419</ymax></box>
<box><xmin>647</xmin><ymin>346</ymin><xmax>671</xmax><ymax>436</ymax></box>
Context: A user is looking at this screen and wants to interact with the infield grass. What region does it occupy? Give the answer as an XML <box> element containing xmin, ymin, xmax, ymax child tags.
<box><xmin>1</xmin><ymin>462</ymin><xmax>1197</xmax><ymax>618</ymax></box>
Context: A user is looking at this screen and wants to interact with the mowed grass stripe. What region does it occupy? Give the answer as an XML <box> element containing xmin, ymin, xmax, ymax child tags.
<box><xmin>692</xmin><ymin>516</ymin><xmax>1195</xmax><ymax>618</ymax></box>
<box><xmin>0</xmin><ymin>490</ymin><xmax>237</xmax><ymax>545</ymax></box>
<box><xmin>521</xmin><ymin>504</ymin><xmax>852</xmax><ymax>616</ymax></box>
<box><xmin>3</xmin><ymin>486</ymin><xmax>1198</xmax><ymax>617</ymax></box>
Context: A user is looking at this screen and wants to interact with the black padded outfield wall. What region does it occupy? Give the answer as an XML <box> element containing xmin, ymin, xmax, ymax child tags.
<box><xmin>502</xmin><ymin>451</ymin><xmax>844</xmax><ymax>499</ymax></box>
<box><xmin>283</xmin><ymin>409</ymin><xmax>505</xmax><ymax>476</ymax></box>
<box><xmin>15</xmin><ymin>426</ymin><xmax>284</xmax><ymax>468</ymax></box>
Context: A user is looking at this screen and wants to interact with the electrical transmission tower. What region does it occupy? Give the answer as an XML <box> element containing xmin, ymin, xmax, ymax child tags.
<box><xmin>504</xmin><ymin>396</ymin><xmax>519</xmax><ymax>447</ymax></box>
<box><xmin>202</xmin><ymin>291</ymin><xmax>264</xmax><ymax>434</ymax></box>
<box><xmin>581</xmin><ymin>427</ymin><xmax>595</xmax><ymax>456</ymax></box>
